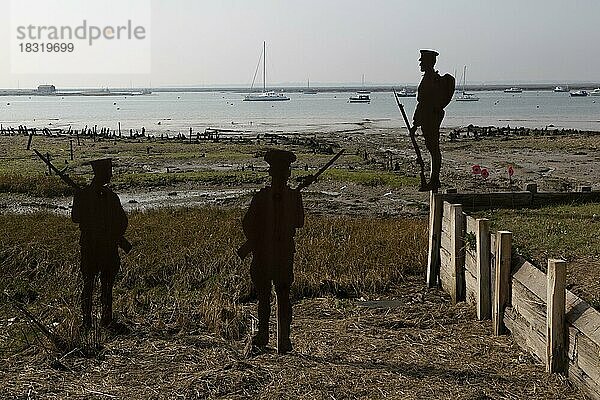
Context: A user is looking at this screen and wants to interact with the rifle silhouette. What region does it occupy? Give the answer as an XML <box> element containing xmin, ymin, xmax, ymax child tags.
<box><xmin>237</xmin><ymin>149</ymin><xmax>345</xmax><ymax>260</ymax></box>
<box><xmin>32</xmin><ymin>149</ymin><xmax>132</xmax><ymax>253</ymax></box>
<box><xmin>393</xmin><ymin>88</ymin><xmax>427</xmax><ymax>190</ymax></box>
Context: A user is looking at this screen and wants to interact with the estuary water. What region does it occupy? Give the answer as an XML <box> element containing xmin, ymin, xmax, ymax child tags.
<box><xmin>1</xmin><ymin>90</ymin><xmax>599</xmax><ymax>134</ymax></box>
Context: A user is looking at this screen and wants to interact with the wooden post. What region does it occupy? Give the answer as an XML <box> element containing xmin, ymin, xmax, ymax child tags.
<box><xmin>493</xmin><ymin>231</ymin><xmax>512</xmax><ymax>335</ymax></box>
<box><xmin>427</xmin><ymin>192</ymin><xmax>443</xmax><ymax>287</ymax></box>
<box><xmin>546</xmin><ymin>259</ymin><xmax>567</xmax><ymax>373</ymax></box>
<box><xmin>26</xmin><ymin>132</ymin><xmax>34</xmax><ymax>150</ymax></box>
<box><xmin>118</xmin><ymin>122</ymin><xmax>122</xmax><ymax>137</ymax></box>
<box><xmin>69</xmin><ymin>139</ymin><xmax>74</xmax><ymax>161</ymax></box>
<box><xmin>450</xmin><ymin>203</ymin><xmax>465</xmax><ymax>303</ymax></box>
<box><xmin>46</xmin><ymin>153</ymin><xmax>52</xmax><ymax>175</ymax></box>
<box><xmin>525</xmin><ymin>183</ymin><xmax>537</xmax><ymax>193</ymax></box>
<box><xmin>476</xmin><ymin>218</ymin><xmax>491</xmax><ymax>320</ymax></box>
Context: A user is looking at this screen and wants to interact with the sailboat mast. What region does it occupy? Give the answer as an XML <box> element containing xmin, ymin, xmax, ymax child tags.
<box><xmin>263</xmin><ymin>41</ymin><xmax>266</xmax><ymax>93</ymax></box>
<box><xmin>463</xmin><ymin>65</ymin><xmax>467</xmax><ymax>94</ymax></box>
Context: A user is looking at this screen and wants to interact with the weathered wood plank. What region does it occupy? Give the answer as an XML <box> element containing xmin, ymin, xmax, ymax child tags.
<box><xmin>566</xmin><ymin>292</ymin><xmax>600</xmax><ymax>348</ymax></box>
<box><xmin>465</xmin><ymin>214</ymin><xmax>477</xmax><ymax>235</ymax></box>
<box><xmin>443</xmin><ymin>192</ymin><xmax>533</xmax><ymax>210</ymax></box>
<box><xmin>504</xmin><ymin>306</ymin><xmax>545</xmax><ymax>361</ymax></box>
<box><xmin>476</xmin><ymin>218</ymin><xmax>491</xmax><ymax>320</ymax></box>
<box><xmin>493</xmin><ymin>231</ymin><xmax>512</xmax><ymax>335</ymax></box>
<box><xmin>441</xmin><ymin>231</ymin><xmax>452</xmax><ymax>254</ymax></box>
<box><xmin>567</xmin><ymin>360</ymin><xmax>600</xmax><ymax>400</ymax></box>
<box><xmin>449</xmin><ymin>204</ymin><xmax>465</xmax><ymax>304</ymax></box>
<box><xmin>546</xmin><ymin>259</ymin><xmax>567</xmax><ymax>373</ymax></box>
<box><xmin>575</xmin><ymin>332</ymin><xmax>600</xmax><ymax>385</ymax></box>
<box><xmin>511</xmin><ymin>278</ymin><xmax>546</xmax><ymax>333</ymax></box>
<box><xmin>427</xmin><ymin>192</ymin><xmax>443</xmax><ymax>288</ymax></box>
<box><xmin>465</xmin><ymin>268</ymin><xmax>478</xmax><ymax>306</ymax></box>
<box><xmin>465</xmin><ymin>249</ymin><xmax>476</xmax><ymax>270</ymax></box>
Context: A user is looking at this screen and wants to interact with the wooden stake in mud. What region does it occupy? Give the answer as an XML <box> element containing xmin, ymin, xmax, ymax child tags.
<box><xmin>26</xmin><ymin>131</ymin><xmax>34</xmax><ymax>150</ymax></box>
<box><xmin>546</xmin><ymin>259</ymin><xmax>567</xmax><ymax>373</ymax></box>
<box><xmin>118</xmin><ymin>122</ymin><xmax>122</xmax><ymax>137</ymax></box>
<box><xmin>46</xmin><ymin>153</ymin><xmax>52</xmax><ymax>175</ymax></box>
<box><xmin>70</xmin><ymin>139</ymin><xmax>74</xmax><ymax>161</ymax></box>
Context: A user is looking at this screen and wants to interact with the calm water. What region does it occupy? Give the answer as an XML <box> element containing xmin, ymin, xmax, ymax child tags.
<box><xmin>1</xmin><ymin>90</ymin><xmax>599</xmax><ymax>134</ymax></box>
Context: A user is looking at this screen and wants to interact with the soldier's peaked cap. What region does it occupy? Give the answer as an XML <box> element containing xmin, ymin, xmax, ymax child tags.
<box><xmin>89</xmin><ymin>158</ymin><xmax>112</xmax><ymax>174</ymax></box>
<box><xmin>419</xmin><ymin>49</ymin><xmax>439</xmax><ymax>60</ymax></box>
<box><xmin>264</xmin><ymin>149</ymin><xmax>296</xmax><ymax>168</ymax></box>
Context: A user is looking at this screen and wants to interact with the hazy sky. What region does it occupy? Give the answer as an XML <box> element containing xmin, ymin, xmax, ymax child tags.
<box><xmin>1</xmin><ymin>0</ymin><xmax>600</xmax><ymax>88</ymax></box>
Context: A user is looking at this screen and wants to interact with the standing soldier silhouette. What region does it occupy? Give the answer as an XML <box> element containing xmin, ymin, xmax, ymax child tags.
<box><xmin>242</xmin><ymin>150</ymin><xmax>305</xmax><ymax>354</ymax></box>
<box><xmin>71</xmin><ymin>158</ymin><xmax>128</xmax><ymax>330</ymax></box>
<box><xmin>411</xmin><ymin>49</ymin><xmax>454</xmax><ymax>191</ymax></box>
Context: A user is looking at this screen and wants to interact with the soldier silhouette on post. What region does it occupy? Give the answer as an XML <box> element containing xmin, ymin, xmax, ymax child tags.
<box><xmin>71</xmin><ymin>158</ymin><xmax>128</xmax><ymax>330</ymax></box>
<box><xmin>411</xmin><ymin>49</ymin><xmax>454</xmax><ymax>191</ymax></box>
<box><xmin>241</xmin><ymin>149</ymin><xmax>305</xmax><ymax>354</ymax></box>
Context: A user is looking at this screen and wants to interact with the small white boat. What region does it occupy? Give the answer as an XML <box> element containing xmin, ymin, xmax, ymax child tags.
<box><xmin>455</xmin><ymin>92</ymin><xmax>480</xmax><ymax>101</ymax></box>
<box><xmin>590</xmin><ymin>88</ymin><xmax>600</xmax><ymax>96</ymax></box>
<box><xmin>504</xmin><ymin>87</ymin><xmax>522</xmax><ymax>93</ymax></box>
<box><xmin>244</xmin><ymin>91</ymin><xmax>290</xmax><ymax>101</ymax></box>
<box><xmin>395</xmin><ymin>88</ymin><xmax>416</xmax><ymax>97</ymax></box>
<box><xmin>554</xmin><ymin>86</ymin><xmax>569</xmax><ymax>92</ymax></box>
<box><xmin>348</xmin><ymin>93</ymin><xmax>371</xmax><ymax>103</ymax></box>
<box><xmin>570</xmin><ymin>90</ymin><xmax>588</xmax><ymax>97</ymax></box>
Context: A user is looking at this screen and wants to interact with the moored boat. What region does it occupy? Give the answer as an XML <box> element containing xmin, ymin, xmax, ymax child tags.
<box><xmin>348</xmin><ymin>93</ymin><xmax>371</xmax><ymax>103</ymax></box>
<box><xmin>570</xmin><ymin>90</ymin><xmax>588</xmax><ymax>97</ymax></box>
<box><xmin>590</xmin><ymin>88</ymin><xmax>600</xmax><ymax>96</ymax></box>
<box><xmin>395</xmin><ymin>88</ymin><xmax>416</xmax><ymax>97</ymax></box>
<box><xmin>504</xmin><ymin>87</ymin><xmax>523</xmax><ymax>93</ymax></box>
<box><xmin>554</xmin><ymin>86</ymin><xmax>569</xmax><ymax>92</ymax></box>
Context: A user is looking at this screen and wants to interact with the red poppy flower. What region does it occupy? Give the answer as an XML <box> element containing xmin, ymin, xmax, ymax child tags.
<box><xmin>481</xmin><ymin>168</ymin><xmax>489</xmax><ymax>179</ymax></box>
<box><xmin>472</xmin><ymin>164</ymin><xmax>481</xmax><ymax>175</ymax></box>
<box><xmin>508</xmin><ymin>165</ymin><xmax>514</xmax><ymax>177</ymax></box>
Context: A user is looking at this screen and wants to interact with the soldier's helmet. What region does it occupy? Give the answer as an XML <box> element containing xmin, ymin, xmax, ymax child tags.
<box><xmin>89</xmin><ymin>158</ymin><xmax>113</xmax><ymax>176</ymax></box>
<box><xmin>264</xmin><ymin>149</ymin><xmax>296</xmax><ymax>172</ymax></box>
<box><xmin>419</xmin><ymin>49</ymin><xmax>439</xmax><ymax>62</ymax></box>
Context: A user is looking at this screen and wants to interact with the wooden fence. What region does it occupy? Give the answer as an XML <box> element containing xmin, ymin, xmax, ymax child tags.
<box><xmin>427</xmin><ymin>188</ymin><xmax>600</xmax><ymax>400</ymax></box>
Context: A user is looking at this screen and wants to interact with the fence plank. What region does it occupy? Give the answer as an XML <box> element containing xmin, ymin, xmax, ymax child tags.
<box><xmin>450</xmin><ymin>204</ymin><xmax>465</xmax><ymax>304</ymax></box>
<box><xmin>493</xmin><ymin>231</ymin><xmax>512</xmax><ymax>335</ymax></box>
<box><xmin>476</xmin><ymin>218</ymin><xmax>491</xmax><ymax>320</ymax></box>
<box><xmin>547</xmin><ymin>259</ymin><xmax>567</xmax><ymax>373</ymax></box>
<box><xmin>427</xmin><ymin>192</ymin><xmax>443</xmax><ymax>288</ymax></box>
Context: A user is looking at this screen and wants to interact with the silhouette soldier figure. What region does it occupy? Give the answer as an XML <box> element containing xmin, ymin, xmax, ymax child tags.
<box><xmin>411</xmin><ymin>49</ymin><xmax>454</xmax><ymax>191</ymax></box>
<box><xmin>242</xmin><ymin>149</ymin><xmax>305</xmax><ymax>354</ymax></box>
<box><xmin>71</xmin><ymin>158</ymin><xmax>128</xmax><ymax>330</ymax></box>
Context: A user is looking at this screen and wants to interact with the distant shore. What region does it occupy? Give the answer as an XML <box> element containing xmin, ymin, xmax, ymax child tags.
<box><xmin>2</xmin><ymin>83</ymin><xmax>600</xmax><ymax>96</ymax></box>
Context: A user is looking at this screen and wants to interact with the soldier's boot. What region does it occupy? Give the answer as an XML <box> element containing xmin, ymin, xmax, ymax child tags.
<box><xmin>81</xmin><ymin>276</ymin><xmax>94</xmax><ymax>329</ymax></box>
<box><xmin>429</xmin><ymin>145</ymin><xmax>442</xmax><ymax>192</ymax></box>
<box><xmin>276</xmin><ymin>285</ymin><xmax>292</xmax><ymax>354</ymax></box>
<box><xmin>252</xmin><ymin>289</ymin><xmax>271</xmax><ymax>347</ymax></box>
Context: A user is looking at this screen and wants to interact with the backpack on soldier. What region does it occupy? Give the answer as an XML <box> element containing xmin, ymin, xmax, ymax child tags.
<box><xmin>435</xmin><ymin>73</ymin><xmax>455</xmax><ymax>109</ymax></box>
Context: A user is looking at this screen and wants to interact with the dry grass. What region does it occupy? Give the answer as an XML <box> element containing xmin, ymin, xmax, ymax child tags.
<box><xmin>1</xmin><ymin>279</ymin><xmax>585</xmax><ymax>399</ymax></box>
<box><xmin>0</xmin><ymin>208</ymin><xmax>427</xmax><ymax>347</ymax></box>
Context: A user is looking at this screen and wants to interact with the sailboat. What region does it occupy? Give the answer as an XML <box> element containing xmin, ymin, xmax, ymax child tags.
<box><xmin>303</xmin><ymin>78</ymin><xmax>318</xmax><ymax>94</ymax></box>
<box><xmin>455</xmin><ymin>66</ymin><xmax>479</xmax><ymax>102</ymax></box>
<box><xmin>244</xmin><ymin>41</ymin><xmax>290</xmax><ymax>101</ymax></box>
